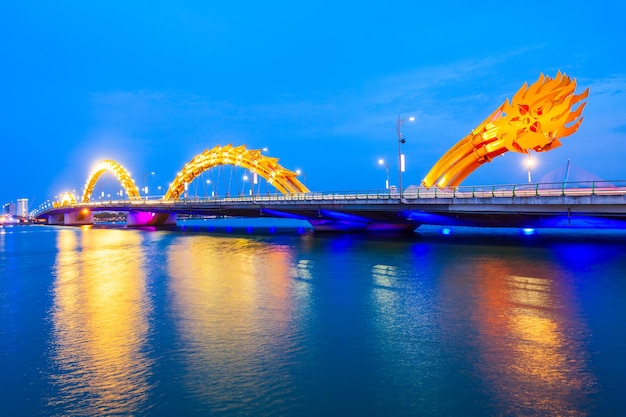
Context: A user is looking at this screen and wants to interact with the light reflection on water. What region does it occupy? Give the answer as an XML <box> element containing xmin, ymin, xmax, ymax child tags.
<box><xmin>437</xmin><ymin>248</ymin><xmax>595</xmax><ymax>416</ymax></box>
<box><xmin>3</xmin><ymin>226</ymin><xmax>626</xmax><ymax>415</ymax></box>
<box><xmin>166</xmin><ymin>235</ymin><xmax>302</xmax><ymax>415</ymax></box>
<box><xmin>49</xmin><ymin>227</ymin><xmax>152</xmax><ymax>416</ymax></box>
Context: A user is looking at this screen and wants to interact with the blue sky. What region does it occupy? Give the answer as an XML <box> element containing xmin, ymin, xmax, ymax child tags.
<box><xmin>2</xmin><ymin>1</ymin><xmax>625</xmax><ymax>206</ymax></box>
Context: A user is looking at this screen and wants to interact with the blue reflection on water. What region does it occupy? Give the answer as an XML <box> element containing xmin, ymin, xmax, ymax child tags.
<box><xmin>1</xmin><ymin>225</ymin><xmax>626</xmax><ymax>416</ymax></box>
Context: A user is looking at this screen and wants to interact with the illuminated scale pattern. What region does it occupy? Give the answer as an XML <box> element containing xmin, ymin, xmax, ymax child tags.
<box><xmin>53</xmin><ymin>192</ymin><xmax>79</xmax><ymax>208</ymax></box>
<box><xmin>422</xmin><ymin>72</ymin><xmax>589</xmax><ymax>188</ymax></box>
<box><xmin>66</xmin><ymin>145</ymin><xmax>308</xmax><ymax>205</ymax></box>
<box><xmin>163</xmin><ymin>144</ymin><xmax>309</xmax><ymax>200</ymax></box>
<box><xmin>81</xmin><ymin>160</ymin><xmax>142</xmax><ymax>203</ymax></box>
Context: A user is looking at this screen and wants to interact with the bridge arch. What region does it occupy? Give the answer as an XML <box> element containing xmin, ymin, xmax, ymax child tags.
<box><xmin>164</xmin><ymin>144</ymin><xmax>309</xmax><ymax>200</ymax></box>
<box><xmin>81</xmin><ymin>160</ymin><xmax>141</xmax><ymax>202</ymax></box>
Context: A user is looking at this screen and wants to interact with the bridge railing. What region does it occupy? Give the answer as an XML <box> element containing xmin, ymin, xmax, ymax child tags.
<box><xmin>203</xmin><ymin>179</ymin><xmax>626</xmax><ymax>202</ymax></box>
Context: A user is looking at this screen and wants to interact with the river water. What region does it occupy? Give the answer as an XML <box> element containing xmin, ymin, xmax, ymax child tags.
<box><xmin>1</xmin><ymin>222</ymin><xmax>625</xmax><ymax>416</ymax></box>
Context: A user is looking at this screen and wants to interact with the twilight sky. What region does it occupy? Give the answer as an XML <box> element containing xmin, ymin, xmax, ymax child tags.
<box><xmin>2</xmin><ymin>1</ymin><xmax>625</xmax><ymax>207</ymax></box>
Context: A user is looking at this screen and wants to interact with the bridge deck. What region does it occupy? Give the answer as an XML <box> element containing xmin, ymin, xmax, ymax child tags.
<box><xmin>35</xmin><ymin>185</ymin><xmax>626</xmax><ymax>230</ymax></box>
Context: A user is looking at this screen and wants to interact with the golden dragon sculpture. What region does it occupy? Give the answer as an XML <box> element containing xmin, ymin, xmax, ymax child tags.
<box><xmin>422</xmin><ymin>72</ymin><xmax>589</xmax><ymax>188</ymax></box>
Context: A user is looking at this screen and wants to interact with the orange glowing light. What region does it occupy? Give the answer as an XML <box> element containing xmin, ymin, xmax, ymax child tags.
<box><xmin>422</xmin><ymin>72</ymin><xmax>588</xmax><ymax>188</ymax></box>
<box><xmin>82</xmin><ymin>160</ymin><xmax>141</xmax><ymax>202</ymax></box>
<box><xmin>164</xmin><ymin>144</ymin><xmax>309</xmax><ymax>200</ymax></box>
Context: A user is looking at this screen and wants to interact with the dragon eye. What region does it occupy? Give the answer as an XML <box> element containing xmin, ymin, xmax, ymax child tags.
<box><xmin>518</xmin><ymin>104</ymin><xmax>529</xmax><ymax>115</ymax></box>
<box><xmin>530</xmin><ymin>121</ymin><xmax>540</xmax><ymax>132</ymax></box>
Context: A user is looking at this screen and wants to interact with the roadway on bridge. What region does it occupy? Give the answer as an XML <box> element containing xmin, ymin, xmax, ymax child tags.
<box><xmin>35</xmin><ymin>184</ymin><xmax>626</xmax><ymax>231</ymax></box>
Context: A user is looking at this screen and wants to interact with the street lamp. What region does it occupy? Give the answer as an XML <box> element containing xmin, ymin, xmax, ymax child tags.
<box><xmin>378</xmin><ymin>159</ymin><xmax>389</xmax><ymax>189</ymax></box>
<box><xmin>526</xmin><ymin>154</ymin><xmax>534</xmax><ymax>183</ymax></box>
<box><xmin>143</xmin><ymin>171</ymin><xmax>155</xmax><ymax>199</ymax></box>
<box><xmin>396</xmin><ymin>115</ymin><xmax>415</xmax><ymax>195</ymax></box>
<box><xmin>242</xmin><ymin>174</ymin><xmax>249</xmax><ymax>195</ymax></box>
<box><xmin>296</xmin><ymin>169</ymin><xmax>307</xmax><ymax>186</ymax></box>
<box><xmin>252</xmin><ymin>172</ymin><xmax>258</xmax><ymax>195</ymax></box>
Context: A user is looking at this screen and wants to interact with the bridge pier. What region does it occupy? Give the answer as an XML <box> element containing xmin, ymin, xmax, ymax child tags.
<box><xmin>127</xmin><ymin>211</ymin><xmax>177</xmax><ymax>227</ymax></box>
<box><xmin>309</xmin><ymin>219</ymin><xmax>419</xmax><ymax>233</ymax></box>
<box><xmin>364</xmin><ymin>222</ymin><xmax>420</xmax><ymax>233</ymax></box>
<box><xmin>308</xmin><ymin>219</ymin><xmax>368</xmax><ymax>232</ymax></box>
<box><xmin>47</xmin><ymin>210</ymin><xmax>94</xmax><ymax>226</ymax></box>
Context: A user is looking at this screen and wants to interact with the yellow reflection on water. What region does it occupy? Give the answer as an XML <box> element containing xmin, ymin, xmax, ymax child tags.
<box><xmin>50</xmin><ymin>228</ymin><xmax>151</xmax><ymax>416</ymax></box>
<box><xmin>166</xmin><ymin>235</ymin><xmax>296</xmax><ymax>406</ymax></box>
<box><xmin>461</xmin><ymin>260</ymin><xmax>595</xmax><ymax>416</ymax></box>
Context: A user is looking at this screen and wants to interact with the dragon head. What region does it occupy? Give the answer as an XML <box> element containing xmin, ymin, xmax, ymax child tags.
<box><xmin>498</xmin><ymin>71</ymin><xmax>588</xmax><ymax>154</ymax></box>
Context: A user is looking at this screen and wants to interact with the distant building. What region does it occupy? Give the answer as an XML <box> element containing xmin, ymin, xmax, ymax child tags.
<box><xmin>3</xmin><ymin>202</ymin><xmax>16</xmax><ymax>216</ymax></box>
<box><xmin>16</xmin><ymin>198</ymin><xmax>28</xmax><ymax>217</ymax></box>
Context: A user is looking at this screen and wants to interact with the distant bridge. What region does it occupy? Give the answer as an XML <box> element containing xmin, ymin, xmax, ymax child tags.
<box><xmin>34</xmin><ymin>182</ymin><xmax>626</xmax><ymax>232</ymax></box>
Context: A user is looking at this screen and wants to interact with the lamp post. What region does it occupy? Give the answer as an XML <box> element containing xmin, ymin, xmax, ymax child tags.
<box><xmin>378</xmin><ymin>159</ymin><xmax>389</xmax><ymax>189</ymax></box>
<box><xmin>396</xmin><ymin>115</ymin><xmax>415</xmax><ymax>195</ymax></box>
<box><xmin>242</xmin><ymin>174</ymin><xmax>249</xmax><ymax>196</ymax></box>
<box><xmin>526</xmin><ymin>154</ymin><xmax>534</xmax><ymax>184</ymax></box>
<box><xmin>296</xmin><ymin>169</ymin><xmax>307</xmax><ymax>186</ymax></box>
<box><xmin>143</xmin><ymin>171</ymin><xmax>155</xmax><ymax>199</ymax></box>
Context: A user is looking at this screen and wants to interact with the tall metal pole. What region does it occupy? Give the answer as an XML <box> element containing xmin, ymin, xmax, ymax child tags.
<box><xmin>143</xmin><ymin>171</ymin><xmax>155</xmax><ymax>200</ymax></box>
<box><xmin>378</xmin><ymin>159</ymin><xmax>390</xmax><ymax>189</ymax></box>
<box><xmin>385</xmin><ymin>164</ymin><xmax>389</xmax><ymax>190</ymax></box>
<box><xmin>396</xmin><ymin>115</ymin><xmax>414</xmax><ymax>196</ymax></box>
<box><xmin>242</xmin><ymin>175</ymin><xmax>248</xmax><ymax>195</ymax></box>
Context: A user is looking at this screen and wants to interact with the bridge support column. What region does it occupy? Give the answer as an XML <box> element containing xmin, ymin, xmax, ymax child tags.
<box><xmin>308</xmin><ymin>220</ymin><xmax>368</xmax><ymax>232</ymax></box>
<box><xmin>308</xmin><ymin>220</ymin><xmax>419</xmax><ymax>233</ymax></box>
<box><xmin>364</xmin><ymin>222</ymin><xmax>420</xmax><ymax>233</ymax></box>
<box><xmin>127</xmin><ymin>211</ymin><xmax>177</xmax><ymax>227</ymax></box>
<box><xmin>47</xmin><ymin>211</ymin><xmax>94</xmax><ymax>226</ymax></box>
<box><xmin>47</xmin><ymin>214</ymin><xmax>65</xmax><ymax>225</ymax></box>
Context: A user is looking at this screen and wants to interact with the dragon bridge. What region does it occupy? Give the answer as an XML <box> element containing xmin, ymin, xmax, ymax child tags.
<box><xmin>422</xmin><ymin>71</ymin><xmax>589</xmax><ymax>188</ymax></box>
